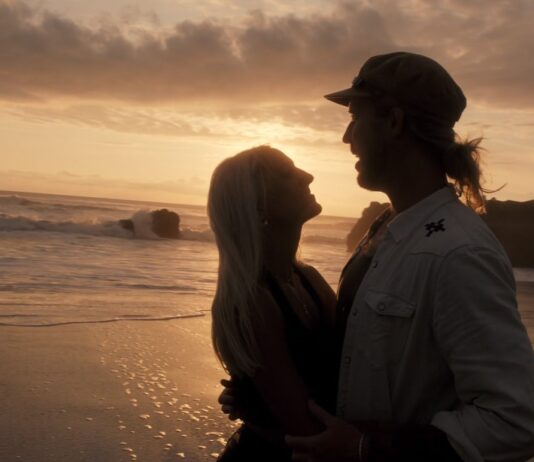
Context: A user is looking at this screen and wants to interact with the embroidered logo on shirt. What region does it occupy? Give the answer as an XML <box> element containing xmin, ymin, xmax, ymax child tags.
<box><xmin>425</xmin><ymin>218</ymin><xmax>445</xmax><ymax>237</ymax></box>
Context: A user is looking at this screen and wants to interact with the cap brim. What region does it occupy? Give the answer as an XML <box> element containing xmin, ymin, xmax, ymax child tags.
<box><xmin>324</xmin><ymin>87</ymin><xmax>373</xmax><ymax>106</ymax></box>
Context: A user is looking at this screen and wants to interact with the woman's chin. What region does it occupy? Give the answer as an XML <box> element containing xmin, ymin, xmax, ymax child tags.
<box><xmin>305</xmin><ymin>201</ymin><xmax>322</xmax><ymax>221</ymax></box>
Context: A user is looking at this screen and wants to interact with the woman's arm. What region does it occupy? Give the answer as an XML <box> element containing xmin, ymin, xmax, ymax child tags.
<box><xmin>249</xmin><ymin>286</ymin><xmax>325</xmax><ymax>436</ymax></box>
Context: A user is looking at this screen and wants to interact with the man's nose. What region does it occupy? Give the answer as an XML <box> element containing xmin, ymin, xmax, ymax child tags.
<box><xmin>342</xmin><ymin>122</ymin><xmax>353</xmax><ymax>144</ymax></box>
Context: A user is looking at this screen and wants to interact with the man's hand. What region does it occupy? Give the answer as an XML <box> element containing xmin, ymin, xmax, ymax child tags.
<box><xmin>285</xmin><ymin>401</ymin><xmax>363</xmax><ymax>462</ymax></box>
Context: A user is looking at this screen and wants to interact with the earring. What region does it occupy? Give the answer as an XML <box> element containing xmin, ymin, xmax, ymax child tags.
<box><xmin>262</xmin><ymin>217</ymin><xmax>269</xmax><ymax>227</ymax></box>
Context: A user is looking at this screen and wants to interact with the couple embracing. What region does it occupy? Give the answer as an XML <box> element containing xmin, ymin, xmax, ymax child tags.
<box><xmin>207</xmin><ymin>53</ymin><xmax>534</xmax><ymax>462</ymax></box>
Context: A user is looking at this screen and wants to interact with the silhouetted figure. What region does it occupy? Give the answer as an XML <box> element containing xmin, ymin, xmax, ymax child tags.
<box><xmin>220</xmin><ymin>52</ymin><xmax>534</xmax><ymax>462</ymax></box>
<box><xmin>289</xmin><ymin>50</ymin><xmax>534</xmax><ymax>462</ymax></box>
<box><xmin>208</xmin><ymin>146</ymin><xmax>337</xmax><ymax>461</ymax></box>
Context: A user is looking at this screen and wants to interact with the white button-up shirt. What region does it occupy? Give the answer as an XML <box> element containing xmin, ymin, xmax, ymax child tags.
<box><xmin>337</xmin><ymin>186</ymin><xmax>534</xmax><ymax>462</ymax></box>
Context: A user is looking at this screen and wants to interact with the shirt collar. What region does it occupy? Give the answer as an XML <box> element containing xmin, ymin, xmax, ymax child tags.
<box><xmin>387</xmin><ymin>185</ymin><xmax>458</xmax><ymax>243</ymax></box>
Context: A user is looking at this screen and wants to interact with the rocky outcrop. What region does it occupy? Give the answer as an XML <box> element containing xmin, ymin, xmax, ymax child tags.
<box><xmin>346</xmin><ymin>201</ymin><xmax>390</xmax><ymax>252</ymax></box>
<box><xmin>150</xmin><ymin>209</ymin><xmax>181</xmax><ymax>239</ymax></box>
<box><xmin>483</xmin><ymin>198</ymin><xmax>534</xmax><ymax>268</ymax></box>
<box><xmin>346</xmin><ymin>198</ymin><xmax>534</xmax><ymax>268</ymax></box>
<box><xmin>118</xmin><ymin>218</ymin><xmax>135</xmax><ymax>231</ymax></box>
<box><xmin>119</xmin><ymin>208</ymin><xmax>181</xmax><ymax>239</ymax></box>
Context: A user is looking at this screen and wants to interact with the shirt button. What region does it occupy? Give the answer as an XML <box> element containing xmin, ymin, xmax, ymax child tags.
<box><xmin>343</xmin><ymin>356</ymin><xmax>351</xmax><ymax>365</ymax></box>
<box><xmin>377</xmin><ymin>302</ymin><xmax>386</xmax><ymax>312</ymax></box>
<box><xmin>372</xmin><ymin>260</ymin><xmax>378</xmax><ymax>268</ymax></box>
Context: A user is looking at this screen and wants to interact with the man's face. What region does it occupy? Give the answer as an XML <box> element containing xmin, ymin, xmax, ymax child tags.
<box><xmin>343</xmin><ymin>98</ymin><xmax>390</xmax><ymax>192</ymax></box>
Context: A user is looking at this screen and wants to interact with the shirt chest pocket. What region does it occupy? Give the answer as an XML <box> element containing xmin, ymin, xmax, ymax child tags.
<box><xmin>363</xmin><ymin>289</ymin><xmax>416</xmax><ymax>366</ymax></box>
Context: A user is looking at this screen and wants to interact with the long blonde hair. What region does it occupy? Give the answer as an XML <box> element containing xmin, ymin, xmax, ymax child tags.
<box><xmin>207</xmin><ymin>146</ymin><xmax>276</xmax><ymax>377</ymax></box>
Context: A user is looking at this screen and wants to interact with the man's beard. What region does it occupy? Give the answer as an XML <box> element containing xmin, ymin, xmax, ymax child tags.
<box><xmin>356</xmin><ymin>137</ymin><xmax>389</xmax><ymax>192</ymax></box>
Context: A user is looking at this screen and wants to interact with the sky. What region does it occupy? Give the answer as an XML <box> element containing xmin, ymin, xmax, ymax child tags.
<box><xmin>1</xmin><ymin>0</ymin><xmax>533</xmax><ymax>217</ymax></box>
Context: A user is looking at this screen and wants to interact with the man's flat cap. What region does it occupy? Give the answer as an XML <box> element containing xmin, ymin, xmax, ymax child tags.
<box><xmin>325</xmin><ymin>52</ymin><xmax>466</xmax><ymax>126</ymax></box>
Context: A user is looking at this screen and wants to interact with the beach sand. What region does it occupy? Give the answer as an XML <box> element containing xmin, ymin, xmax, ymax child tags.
<box><xmin>1</xmin><ymin>283</ymin><xmax>534</xmax><ymax>462</ymax></box>
<box><xmin>0</xmin><ymin>315</ymin><xmax>238</xmax><ymax>462</ymax></box>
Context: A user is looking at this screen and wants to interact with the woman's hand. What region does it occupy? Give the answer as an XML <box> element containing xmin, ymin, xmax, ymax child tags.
<box><xmin>218</xmin><ymin>377</ymin><xmax>272</xmax><ymax>423</ymax></box>
<box><xmin>218</xmin><ymin>378</ymin><xmax>244</xmax><ymax>421</ymax></box>
<box><xmin>285</xmin><ymin>401</ymin><xmax>363</xmax><ymax>462</ymax></box>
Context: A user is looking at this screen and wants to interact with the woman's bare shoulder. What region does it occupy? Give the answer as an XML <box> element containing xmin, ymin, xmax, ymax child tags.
<box><xmin>295</xmin><ymin>262</ymin><xmax>337</xmax><ymax>325</ymax></box>
<box><xmin>296</xmin><ymin>261</ymin><xmax>322</xmax><ymax>279</ymax></box>
<box><xmin>296</xmin><ymin>262</ymin><xmax>335</xmax><ymax>294</ymax></box>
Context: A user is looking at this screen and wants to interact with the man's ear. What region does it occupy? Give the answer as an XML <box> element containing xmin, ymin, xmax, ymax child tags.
<box><xmin>389</xmin><ymin>107</ymin><xmax>404</xmax><ymax>136</ymax></box>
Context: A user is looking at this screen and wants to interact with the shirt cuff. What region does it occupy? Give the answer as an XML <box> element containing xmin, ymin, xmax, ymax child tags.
<box><xmin>431</xmin><ymin>411</ymin><xmax>484</xmax><ymax>462</ymax></box>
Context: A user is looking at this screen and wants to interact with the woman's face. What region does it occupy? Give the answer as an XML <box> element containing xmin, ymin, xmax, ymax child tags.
<box><xmin>260</xmin><ymin>150</ymin><xmax>322</xmax><ymax>226</ymax></box>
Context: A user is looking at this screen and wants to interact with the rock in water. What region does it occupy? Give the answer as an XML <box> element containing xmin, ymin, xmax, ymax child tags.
<box><xmin>483</xmin><ymin>199</ymin><xmax>534</xmax><ymax>268</ymax></box>
<box><xmin>119</xmin><ymin>219</ymin><xmax>134</xmax><ymax>231</ymax></box>
<box><xmin>118</xmin><ymin>209</ymin><xmax>181</xmax><ymax>239</ymax></box>
<box><xmin>150</xmin><ymin>209</ymin><xmax>181</xmax><ymax>239</ymax></box>
<box><xmin>346</xmin><ymin>201</ymin><xmax>389</xmax><ymax>252</ymax></box>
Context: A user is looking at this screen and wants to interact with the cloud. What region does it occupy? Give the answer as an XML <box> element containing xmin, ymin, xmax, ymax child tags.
<box><xmin>5</xmin><ymin>104</ymin><xmax>210</xmax><ymax>136</ymax></box>
<box><xmin>0</xmin><ymin>0</ymin><xmax>533</xmax><ymax>109</ymax></box>
<box><xmin>6</xmin><ymin>98</ymin><xmax>533</xmax><ymax>158</ymax></box>
<box><xmin>4</xmin><ymin>101</ymin><xmax>348</xmax><ymax>148</ymax></box>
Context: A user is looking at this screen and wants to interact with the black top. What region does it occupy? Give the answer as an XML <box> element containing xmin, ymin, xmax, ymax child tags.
<box><xmin>232</xmin><ymin>265</ymin><xmax>338</xmax><ymax>427</ymax></box>
<box><xmin>264</xmin><ymin>266</ymin><xmax>338</xmax><ymax>414</ymax></box>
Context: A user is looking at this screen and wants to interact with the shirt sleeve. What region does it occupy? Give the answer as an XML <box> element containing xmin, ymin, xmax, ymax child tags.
<box><xmin>430</xmin><ymin>245</ymin><xmax>534</xmax><ymax>462</ymax></box>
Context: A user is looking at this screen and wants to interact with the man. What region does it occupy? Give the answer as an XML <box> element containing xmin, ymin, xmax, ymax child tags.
<box><xmin>221</xmin><ymin>52</ymin><xmax>534</xmax><ymax>461</ymax></box>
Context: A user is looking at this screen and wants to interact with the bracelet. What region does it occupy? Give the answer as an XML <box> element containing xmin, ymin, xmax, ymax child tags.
<box><xmin>357</xmin><ymin>432</ymin><xmax>367</xmax><ymax>462</ymax></box>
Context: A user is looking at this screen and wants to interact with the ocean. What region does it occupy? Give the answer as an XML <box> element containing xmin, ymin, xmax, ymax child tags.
<box><xmin>0</xmin><ymin>190</ymin><xmax>356</xmax><ymax>327</ymax></box>
<box><xmin>1</xmin><ymin>190</ymin><xmax>533</xmax><ymax>328</ymax></box>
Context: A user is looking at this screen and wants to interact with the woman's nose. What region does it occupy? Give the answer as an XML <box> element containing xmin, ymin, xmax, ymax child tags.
<box><xmin>299</xmin><ymin>169</ymin><xmax>314</xmax><ymax>184</ymax></box>
<box><xmin>342</xmin><ymin>122</ymin><xmax>354</xmax><ymax>144</ymax></box>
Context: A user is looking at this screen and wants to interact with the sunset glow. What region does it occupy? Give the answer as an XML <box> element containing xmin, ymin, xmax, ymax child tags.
<box><xmin>1</xmin><ymin>0</ymin><xmax>533</xmax><ymax>216</ymax></box>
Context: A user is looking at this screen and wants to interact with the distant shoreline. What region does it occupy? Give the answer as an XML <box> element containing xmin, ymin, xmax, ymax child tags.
<box><xmin>0</xmin><ymin>189</ymin><xmax>354</xmax><ymax>220</ymax></box>
<box><xmin>0</xmin><ymin>189</ymin><xmax>207</xmax><ymax>214</ymax></box>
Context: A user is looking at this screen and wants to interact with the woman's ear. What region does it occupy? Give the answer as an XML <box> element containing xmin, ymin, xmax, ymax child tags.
<box><xmin>389</xmin><ymin>107</ymin><xmax>404</xmax><ymax>136</ymax></box>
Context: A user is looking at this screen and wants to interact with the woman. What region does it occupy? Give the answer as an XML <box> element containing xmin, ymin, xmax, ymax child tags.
<box><xmin>207</xmin><ymin>145</ymin><xmax>339</xmax><ymax>460</ymax></box>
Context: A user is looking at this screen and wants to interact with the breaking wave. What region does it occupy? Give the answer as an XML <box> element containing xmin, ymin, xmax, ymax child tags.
<box><xmin>0</xmin><ymin>212</ymin><xmax>215</xmax><ymax>242</ymax></box>
<box><xmin>0</xmin><ymin>212</ymin><xmax>345</xmax><ymax>246</ymax></box>
<box><xmin>301</xmin><ymin>234</ymin><xmax>345</xmax><ymax>246</ymax></box>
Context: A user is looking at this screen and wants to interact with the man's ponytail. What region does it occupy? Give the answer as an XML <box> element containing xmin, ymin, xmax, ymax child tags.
<box><xmin>441</xmin><ymin>136</ymin><xmax>486</xmax><ymax>213</ymax></box>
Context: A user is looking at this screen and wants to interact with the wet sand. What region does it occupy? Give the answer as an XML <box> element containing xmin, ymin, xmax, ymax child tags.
<box><xmin>1</xmin><ymin>283</ymin><xmax>533</xmax><ymax>462</ymax></box>
<box><xmin>0</xmin><ymin>314</ymin><xmax>238</xmax><ymax>462</ymax></box>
